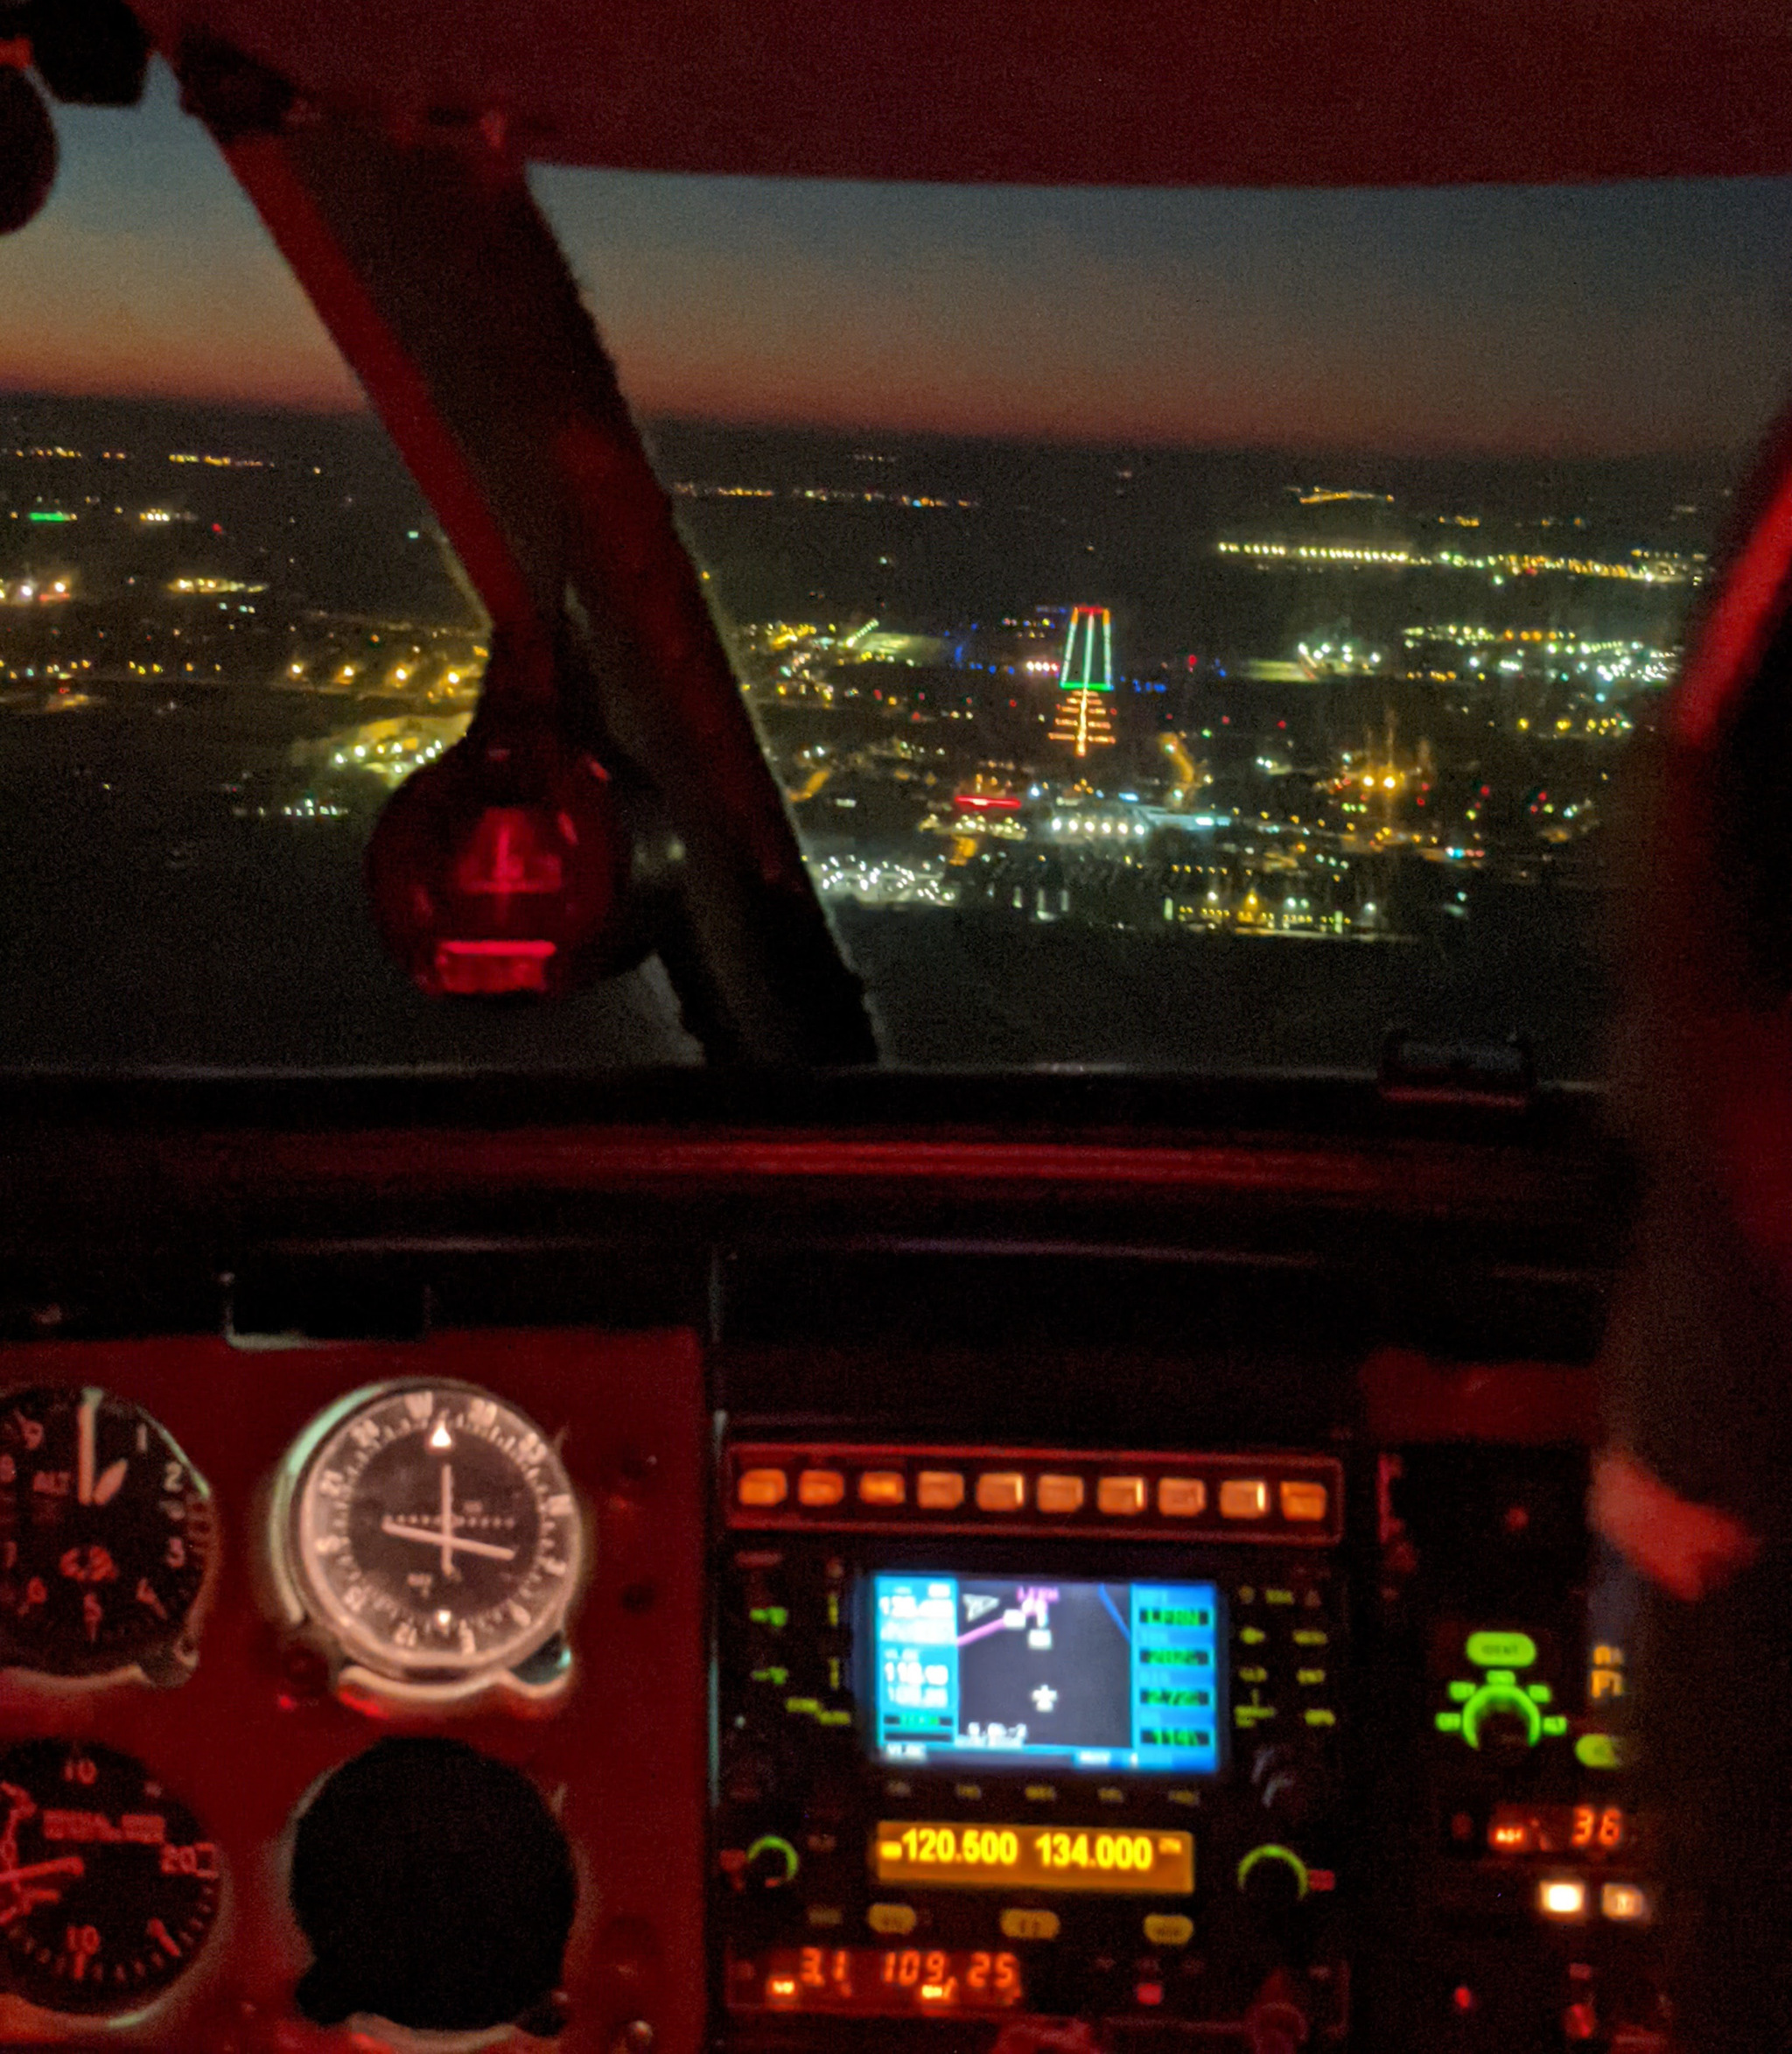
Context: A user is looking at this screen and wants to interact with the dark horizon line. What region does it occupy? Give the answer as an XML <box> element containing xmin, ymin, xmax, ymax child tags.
<box><xmin>0</xmin><ymin>384</ymin><xmax>1766</xmax><ymax>469</ymax></box>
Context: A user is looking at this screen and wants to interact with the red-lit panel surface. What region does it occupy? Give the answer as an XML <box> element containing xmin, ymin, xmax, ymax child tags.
<box><xmin>1360</xmin><ymin>1351</ymin><xmax>1598</xmax><ymax>1445</ymax></box>
<box><xmin>0</xmin><ymin>1331</ymin><xmax>705</xmax><ymax>2054</ymax></box>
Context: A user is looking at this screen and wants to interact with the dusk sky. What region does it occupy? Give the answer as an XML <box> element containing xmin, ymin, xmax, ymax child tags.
<box><xmin>3</xmin><ymin>60</ymin><xmax>1792</xmax><ymax>453</ymax></box>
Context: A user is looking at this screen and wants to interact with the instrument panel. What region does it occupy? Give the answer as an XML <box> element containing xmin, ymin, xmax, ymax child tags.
<box><xmin>716</xmin><ymin>1442</ymin><xmax>1349</xmax><ymax>2043</ymax></box>
<box><xmin>0</xmin><ymin>1333</ymin><xmax>706</xmax><ymax>2053</ymax></box>
<box><xmin>0</xmin><ymin>1331</ymin><xmax>1670</xmax><ymax>2054</ymax></box>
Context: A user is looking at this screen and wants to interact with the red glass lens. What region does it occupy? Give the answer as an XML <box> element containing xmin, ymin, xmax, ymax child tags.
<box><xmin>364</xmin><ymin>714</ymin><xmax>625</xmax><ymax>999</ymax></box>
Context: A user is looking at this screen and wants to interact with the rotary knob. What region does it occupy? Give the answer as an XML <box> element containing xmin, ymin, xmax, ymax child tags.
<box><xmin>1251</xmin><ymin>1744</ymin><xmax>1326</xmax><ymax>1827</ymax></box>
<box><xmin>720</xmin><ymin>1746</ymin><xmax>779</xmax><ymax>1807</ymax></box>
<box><xmin>1237</xmin><ymin>1843</ymin><xmax>1310</xmax><ymax>1914</ymax></box>
<box><xmin>1475</xmin><ymin>1707</ymin><xmax>1538</xmax><ymax>1759</ymax></box>
<box><xmin>742</xmin><ymin>1834</ymin><xmax>800</xmax><ymax>1889</ymax></box>
<box><xmin>1460</xmin><ymin>1681</ymin><xmax>1542</xmax><ymax>1755</ymax></box>
<box><xmin>1245</xmin><ymin>1969</ymin><xmax>1311</xmax><ymax>2054</ymax></box>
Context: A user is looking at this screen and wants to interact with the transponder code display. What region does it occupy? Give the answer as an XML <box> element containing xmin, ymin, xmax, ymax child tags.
<box><xmin>873</xmin><ymin>1820</ymin><xmax>1195</xmax><ymax>1893</ymax></box>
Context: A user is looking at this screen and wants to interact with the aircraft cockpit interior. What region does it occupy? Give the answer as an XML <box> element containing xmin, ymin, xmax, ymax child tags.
<box><xmin>0</xmin><ymin>4</ymin><xmax>1788</xmax><ymax>2050</ymax></box>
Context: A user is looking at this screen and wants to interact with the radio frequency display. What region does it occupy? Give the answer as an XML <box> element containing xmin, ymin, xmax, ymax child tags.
<box><xmin>870</xmin><ymin>1574</ymin><xmax>1224</xmax><ymax>1774</ymax></box>
<box><xmin>746</xmin><ymin>1945</ymin><xmax>1025</xmax><ymax>2013</ymax></box>
<box><xmin>874</xmin><ymin>1820</ymin><xmax>1195</xmax><ymax>1893</ymax></box>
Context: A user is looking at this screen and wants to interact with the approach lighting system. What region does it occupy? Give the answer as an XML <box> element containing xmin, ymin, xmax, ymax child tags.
<box><xmin>1050</xmin><ymin>606</ymin><xmax>1117</xmax><ymax>757</ymax></box>
<box><xmin>364</xmin><ymin>627</ymin><xmax>634</xmax><ymax>999</ymax></box>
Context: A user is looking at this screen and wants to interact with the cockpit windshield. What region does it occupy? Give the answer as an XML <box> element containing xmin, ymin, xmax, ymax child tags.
<box><xmin>4</xmin><ymin>64</ymin><xmax>1788</xmax><ymax>1072</ymax></box>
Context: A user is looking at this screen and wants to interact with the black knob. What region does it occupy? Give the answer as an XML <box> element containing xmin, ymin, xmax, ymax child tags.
<box><xmin>1237</xmin><ymin>1843</ymin><xmax>1310</xmax><ymax>1914</ymax></box>
<box><xmin>1476</xmin><ymin>1708</ymin><xmax>1536</xmax><ymax>1760</ymax></box>
<box><xmin>722</xmin><ymin>1749</ymin><xmax>778</xmax><ymax>1806</ymax></box>
<box><xmin>1247</xmin><ymin>1995</ymin><xmax>1310</xmax><ymax>2054</ymax></box>
<box><xmin>1252</xmin><ymin>1744</ymin><xmax>1326</xmax><ymax>1827</ymax></box>
<box><xmin>743</xmin><ymin>1833</ymin><xmax>801</xmax><ymax>1889</ymax></box>
<box><xmin>1246</xmin><ymin>1969</ymin><xmax>1311</xmax><ymax>2054</ymax></box>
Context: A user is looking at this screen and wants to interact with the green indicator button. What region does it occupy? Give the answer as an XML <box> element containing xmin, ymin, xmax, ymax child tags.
<box><xmin>1436</xmin><ymin>1711</ymin><xmax>1463</xmax><ymax>1732</ymax></box>
<box><xmin>1448</xmin><ymin>1681</ymin><xmax>1475</xmax><ymax>1703</ymax></box>
<box><xmin>1576</xmin><ymin>1732</ymin><xmax>1623</xmax><ymax>1770</ymax></box>
<box><xmin>750</xmin><ymin>1666</ymin><xmax>789</xmax><ymax>1686</ymax></box>
<box><xmin>785</xmin><ymin>1697</ymin><xmax>821</xmax><ymax>1714</ymax></box>
<box><xmin>1542</xmin><ymin>1715</ymin><xmax>1569</xmax><ymax>1737</ymax></box>
<box><xmin>749</xmin><ymin>1606</ymin><xmax>790</xmax><ymax>1630</ymax></box>
<box><xmin>1465</xmin><ymin>1630</ymin><xmax>1537</xmax><ymax>1669</ymax></box>
<box><xmin>1487</xmin><ymin>1669</ymin><xmax>1517</xmax><ymax>1686</ymax></box>
<box><xmin>1526</xmin><ymin>1684</ymin><xmax>1553</xmax><ymax>1704</ymax></box>
<box><xmin>1239</xmin><ymin>1627</ymin><xmax>1268</xmax><ymax>1645</ymax></box>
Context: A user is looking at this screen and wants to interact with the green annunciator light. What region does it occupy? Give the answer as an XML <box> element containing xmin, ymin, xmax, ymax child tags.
<box><xmin>1465</xmin><ymin>1630</ymin><xmax>1537</xmax><ymax>1668</ymax></box>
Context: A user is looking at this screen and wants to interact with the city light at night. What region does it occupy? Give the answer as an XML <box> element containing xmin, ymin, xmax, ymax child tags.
<box><xmin>0</xmin><ymin>79</ymin><xmax>1780</xmax><ymax>1073</ymax></box>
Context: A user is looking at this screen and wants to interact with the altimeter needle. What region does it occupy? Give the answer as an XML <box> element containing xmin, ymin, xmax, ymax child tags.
<box><xmin>379</xmin><ymin>1518</ymin><xmax>516</xmax><ymax>1563</ymax></box>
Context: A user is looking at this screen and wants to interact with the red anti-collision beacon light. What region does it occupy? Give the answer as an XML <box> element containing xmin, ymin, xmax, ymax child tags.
<box><xmin>364</xmin><ymin>633</ymin><xmax>628</xmax><ymax>999</ymax></box>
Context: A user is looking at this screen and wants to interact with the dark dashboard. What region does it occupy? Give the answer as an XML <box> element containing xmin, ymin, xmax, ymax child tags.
<box><xmin>0</xmin><ymin>1072</ymin><xmax>1652</xmax><ymax>2052</ymax></box>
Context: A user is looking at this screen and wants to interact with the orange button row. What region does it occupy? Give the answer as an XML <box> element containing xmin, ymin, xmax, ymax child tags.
<box><xmin>737</xmin><ymin>1465</ymin><xmax>1327</xmax><ymax>1523</ymax></box>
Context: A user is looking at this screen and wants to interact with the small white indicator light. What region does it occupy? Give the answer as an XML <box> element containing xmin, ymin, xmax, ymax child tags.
<box><xmin>1538</xmin><ymin>1878</ymin><xmax>1586</xmax><ymax>1918</ymax></box>
<box><xmin>1601</xmin><ymin>1882</ymin><xmax>1648</xmax><ymax>1922</ymax></box>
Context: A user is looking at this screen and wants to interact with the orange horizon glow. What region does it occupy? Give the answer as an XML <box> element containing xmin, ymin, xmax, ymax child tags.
<box><xmin>0</xmin><ymin>367</ymin><xmax>1766</xmax><ymax>464</ymax></box>
<box><xmin>0</xmin><ymin>357</ymin><xmax>361</xmax><ymax>413</ymax></box>
<box><xmin>0</xmin><ymin>69</ymin><xmax>1786</xmax><ymax>459</ymax></box>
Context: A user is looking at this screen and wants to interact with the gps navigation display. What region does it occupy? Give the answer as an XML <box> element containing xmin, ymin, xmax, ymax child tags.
<box><xmin>870</xmin><ymin>1574</ymin><xmax>1224</xmax><ymax>1775</ymax></box>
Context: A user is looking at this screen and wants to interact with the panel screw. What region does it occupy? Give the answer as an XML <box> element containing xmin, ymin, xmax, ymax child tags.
<box><xmin>612</xmin><ymin>2022</ymin><xmax>654</xmax><ymax>2053</ymax></box>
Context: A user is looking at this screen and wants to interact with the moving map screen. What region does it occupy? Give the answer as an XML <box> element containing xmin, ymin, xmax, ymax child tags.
<box><xmin>870</xmin><ymin>1573</ymin><xmax>1224</xmax><ymax>1775</ymax></box>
